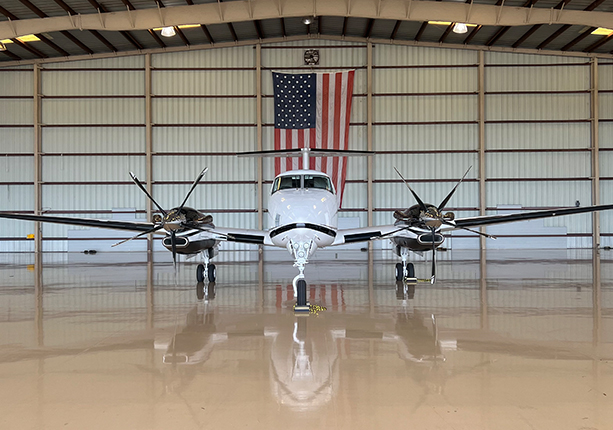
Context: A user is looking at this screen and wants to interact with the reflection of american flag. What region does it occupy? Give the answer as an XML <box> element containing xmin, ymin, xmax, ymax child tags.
<box><xmin>273</xmin><ymin>70</ymin><xmax>355</xmax><ymax>205</ymax></box>
<box><xmin>276</xmin><ymin>284</ymin><xmax>345</xmax><ymax>311</ymax></box>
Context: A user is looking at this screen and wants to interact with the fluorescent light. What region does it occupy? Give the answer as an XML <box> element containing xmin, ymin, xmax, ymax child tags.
<box><xmin>153</xmin><ymin>24</ymin><xmax>200</xmax><ymax>31</ymax></box>
<box><xmin>591</xmin><ymin>28</ymin><xmax>613</xmax><ymax>36</ymax></box>
<box><xmin>452</xmin><ymin>23</ymin><xmax>468</xmax><ymax>34</ymax></box>
<box><xmin>429</xmin><ymin>21</ymin><xmax>477</xmax><ymax>28</ymax></box>
<box><xmin>0</xmin><ymin>42</ymin><xmax>6</xmax><ymax>51</ymax></box>
<box><xmin>17</xmin><ymin>34</ymin><xmax>40</xmax><ymax>42</ymax></box>
<box><xmin>160</xmin><ymin>26</ymin><xmax>176</xmax><ymax>37</ymax></box>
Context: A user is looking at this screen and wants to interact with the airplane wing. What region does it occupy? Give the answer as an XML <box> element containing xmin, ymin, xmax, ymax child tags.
<box><xmin>200</xmin><ymin>226</ymin><xmax>271</xmax><ymax>246</ymax></box>
<box><xmin>449</xmin><ymin>203</ymin><xmax>613</xmax><ymax>229</ymax></box>
<box><xmin>331</xmin><ymin>224</ymin><xmax>404</xmax><ymax>246</ymax></box>
<box><xmin>0</xmin><ymin>212</ymin><xmax>157</xmax><ymax>233</ymax></box>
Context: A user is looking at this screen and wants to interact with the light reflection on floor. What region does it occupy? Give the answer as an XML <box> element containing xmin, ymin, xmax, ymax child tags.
<box><xmin>0</xmin><ymin>249</ymin><xmax>612</xmax><ymax>430</ymax></box>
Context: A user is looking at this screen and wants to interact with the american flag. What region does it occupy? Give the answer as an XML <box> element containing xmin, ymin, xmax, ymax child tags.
<box><xmin>273</xmin><ymin>70</ymin><xmax>355</xmax><ymax>205</ymax></box>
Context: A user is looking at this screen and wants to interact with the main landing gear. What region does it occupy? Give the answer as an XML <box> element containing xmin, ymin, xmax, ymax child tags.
<box><xmin>395</xmin><ymin>246</ymin><xmax>416</xmax><ymax>282</ymax></box>
<box><xmin>196</xmin><ymin>249</ymin><xmax>216</xmax><ymax>283</ymax></box>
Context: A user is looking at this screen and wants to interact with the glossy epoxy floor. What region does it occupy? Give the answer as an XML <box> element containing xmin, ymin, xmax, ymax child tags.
<box><xmin>1</xmin><ymin>249</ymin><xmax>612</xmax><ymax>430</ymax></box>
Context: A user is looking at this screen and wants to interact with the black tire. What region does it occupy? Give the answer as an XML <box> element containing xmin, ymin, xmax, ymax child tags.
<box><xmin>207</xmin><ymin>264</ymin><xmax>216</xmax><ymax>282</ymax></box>
<box><xmin>395</xmin><ymin>263</ymin><xmax>403</xmax><ymax>281</ymax></box>
<box><xmin>407</xmin><ymin>262</ymin><xmax>415</xmax><ymax>278</ymax></box>
<box><xmin>296</xmin><ymin>279</ymin><xmax>307</xmax><ymax>307</ymax></box>
<box><xmin>196</xmin><ymin>264</ymin><xmax>205</xmax><ymax>282</ymax></box>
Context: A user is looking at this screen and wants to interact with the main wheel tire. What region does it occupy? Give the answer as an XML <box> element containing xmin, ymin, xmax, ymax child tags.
<box><xmin>207</xmin><ymin>264</ymin><xmax>216</xmax><ymax>282</ymax></box>
<box><xmin>296</xmin><ymin>279</ymin><xmax>307</xmax><ymax>307</ymax></box>
<box><xmin>407</xmin><ymin>262</ymin><xmax>415</xmax><ymax>278</ymax></box>
<box><xmin>196</xmin><ymin>264</ymin><xmax>205</xmax><ymax>282</ymax></box>
<box><xmin>395</xmin><ymin>263</ymin><xmax>403</xmax><ymax>281</ymax></box>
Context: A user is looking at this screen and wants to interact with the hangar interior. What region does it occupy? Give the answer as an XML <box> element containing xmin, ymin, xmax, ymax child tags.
<box><xmin>1</xmin><ymin>1</ymin><xmax>613</xmax><ymax>429</ymax></box>
<box><xmin>1</xmin><ymin>40</ymin><xmax>612</xmax><ymax>253</ymax></box>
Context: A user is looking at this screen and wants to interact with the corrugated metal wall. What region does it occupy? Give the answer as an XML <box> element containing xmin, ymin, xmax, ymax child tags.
<box><xmin>0</xmin><ymin>43</ymin><xmax>611</xmax><ymax>252</ymax></box>
<box><xmin>0</xmin><ymin>66</ymin><xmax>35</xmax><ymax>252</ymax></box>
<box><xmin>372</xmin><ymin>45</ymin><xmax>480</xmax><ymax>249</ymax></box>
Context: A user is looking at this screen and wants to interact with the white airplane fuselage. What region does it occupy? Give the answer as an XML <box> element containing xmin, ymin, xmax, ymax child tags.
<box><xmin>267</xmin><ymin>169</ymin><xmax>339</xmax><ymax>258</ymax></box>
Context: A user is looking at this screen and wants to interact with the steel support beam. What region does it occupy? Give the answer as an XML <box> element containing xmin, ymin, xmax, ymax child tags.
<box><xmin>256</xmin><ymin>43</ymin><xmax>263</xmax><ymax>231</ymax></box>
<box><xmin>590</xmin><ymin>57</ymin><xmax>600</xmax><ymax>248</ymax></box>
<box><xmin>34</xmin><ymin>63</ymin><xmax>42</xmax><ymax>253</ymax></box>
<box><xmin>367</xmin><ymin>42</ymin><xmax>373</xmax><ymax>229</ymax></box>
<box><xmin>478</xmin><ymin>50</ymin><xmax>486</xmax><ymax>250</ymax></box>
<box><xmin>4</xmin><ymin>0</ymin><xmax>613</xmax><ymax>40</ymax></box>
<box><xmin>2</xmin><ymin>35</ymin><xmax>613</xmax><ymax>69</ymax></box>
<box><xmin>145</xmin><ymin>53</ymin><xmax>153</xmax><ymax>252</ymax></box>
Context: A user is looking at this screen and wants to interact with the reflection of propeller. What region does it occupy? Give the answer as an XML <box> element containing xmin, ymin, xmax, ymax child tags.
<box><xmin>119</xmin><ymin>168</ymin><xmax>209</xmax><ymax>271</ymax></box>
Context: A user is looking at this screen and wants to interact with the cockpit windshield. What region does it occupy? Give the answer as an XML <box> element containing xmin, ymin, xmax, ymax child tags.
<box><xmin>272</xmin><ymin>174</ymin><xmax>334</xmax><ymax>194</ymax></box>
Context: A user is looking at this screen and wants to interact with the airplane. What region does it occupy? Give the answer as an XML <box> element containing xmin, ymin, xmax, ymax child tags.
<box><xmin>1</xmin><ymin>147</ymin><xmax>613</xmax><ymax>308</ymax></box>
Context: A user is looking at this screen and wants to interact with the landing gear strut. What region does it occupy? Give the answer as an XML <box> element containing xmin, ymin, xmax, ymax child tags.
<box><xmin>196</xmin><ymin>249</ymin><xmax>217</xmax><ymax>282</ymax></box>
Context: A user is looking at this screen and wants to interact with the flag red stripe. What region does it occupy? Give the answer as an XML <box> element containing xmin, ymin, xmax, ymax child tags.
<box><xmin>321</xmin><ymin>73</ymin><xmax>330</xmax><ymax>174</ymax></box>
<box><xmin>332</xmin><ymin>73</ymin><xmax>343</xmax><ymax>199</ymax></box>
<box><xmin>274</xmin><ymin>128</ymin><xmax>281</xmax><ymax>176</ymax></box>
<box><xmin>309</xmin><ymin>127</ymin><xmax>317</xmax><ymax>169</ymax></box>
<box><xmin>297</xmin><ymin>130</ymin><xmax>305</xmax><ymax>169</ymax></box>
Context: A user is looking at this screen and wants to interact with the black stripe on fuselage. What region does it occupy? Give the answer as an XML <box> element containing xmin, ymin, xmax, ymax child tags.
<box><xmin>269</xmin><ymin>223</ymin><xmax>337</xmax><ymax>239</ymax></box>
<box><xmin>226</xmin><ymin>233</ymin><xmax>265</xmax><ymax>244</ymax></box>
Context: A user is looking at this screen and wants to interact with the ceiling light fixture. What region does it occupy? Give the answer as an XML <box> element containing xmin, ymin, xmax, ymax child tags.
<box><xmin>302</xmin><ymin>17</ymin><xmax>313</xmax><ymax>25</ymax></box>
<box><xmin>160</xmin><ymin>26</ymin><xmax>176</xmax><ymax>37</ymax></box>
<box><xmin>452</xmin><ymin>23</ymin><xmax>468</xmax><ymax>34</ymax></box>
<box><xmin>0</xmin><ymin>42</ymin><xmax>6</xmax><ymax>51</ymax></box>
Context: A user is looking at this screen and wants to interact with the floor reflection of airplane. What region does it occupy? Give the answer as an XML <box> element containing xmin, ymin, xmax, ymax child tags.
<box><xmin>2</xmin><ymin>148</ymin><xmax>613</xmax><ymax>306</ymax></box>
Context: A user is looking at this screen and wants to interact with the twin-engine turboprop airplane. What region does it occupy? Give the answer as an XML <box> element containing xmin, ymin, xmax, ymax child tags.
<box><xmin>1</xmin><ymin>147</ymin><xmax>613</xmax><ymax>308</ymax></box>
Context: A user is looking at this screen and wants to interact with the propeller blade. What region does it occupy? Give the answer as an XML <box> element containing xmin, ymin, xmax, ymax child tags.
<box><xmin>111</xmin><ymin>226</ymin><xmax>162</xmax><ymax>247</ymax></box>
<box><xmin>430</xmin><ymin>227</ymin><xmax>436</xmax><ymax>283</ymax></box>
<box><xmin>394</xmin><ymin>167</ymin><xmax>428</xmax><ymax>213</ymax></box>
<box><xmin>437</xmin><ymin>166</ymin><xmax>472</xmax><ymax>211</ymax></box>
<box><xmin>442</xmin><ymin>220</ymin><xmax>497</xmax><ymax>239</ymax></box>
<box><xmin>460</xmin><ymin>226</ymin><xmax>497</xmax><ymax>239</ymax></box>
<box><xmin>178</xmin><ymin>167</ymin><xmax>209</xmax><ymax>212</ymax></box>
<box><xmin>170</xmin><ymin>231</ymin><xmax>178</xmax><ymax>273</ymax></box>
<box><xmin>130</xmin><ymin>172</ymin><xmax>167</xmax><ymax>216</ymax></box>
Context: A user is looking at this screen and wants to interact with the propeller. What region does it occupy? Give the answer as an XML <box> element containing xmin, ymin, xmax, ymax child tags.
<box><xmin>394</xmin><ymin>166</ymin><xmax>490</xmax><ymax>283</ymax></box>
<box><xmin>127</xmin><ymin>168</ymin><xmax>209</xmax><ymax>271</ymax></box>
